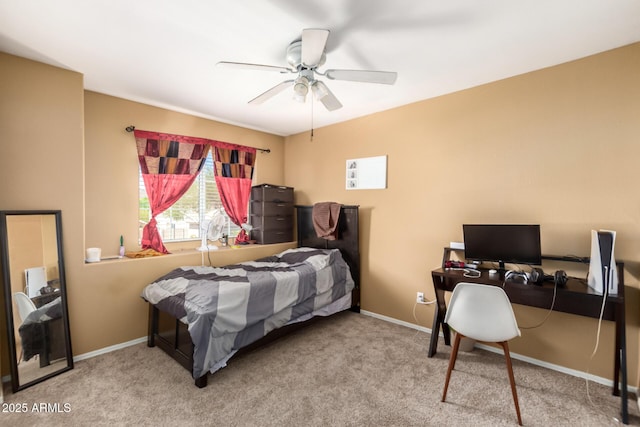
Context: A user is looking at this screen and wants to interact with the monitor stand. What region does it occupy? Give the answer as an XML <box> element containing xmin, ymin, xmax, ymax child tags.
<box><xmin>498</xmin><ymin>260</ymin><xmax>506</xmax><ymax>279</ymax></box>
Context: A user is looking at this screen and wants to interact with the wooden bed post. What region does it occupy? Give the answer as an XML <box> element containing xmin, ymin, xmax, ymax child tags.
<box><xmin>195</xmin><ymin>375</ymin><xmax>208</xmax><ymax>388</ymax></box>
<box><xmin>295</xmin><ymin>205</ymin><xmax>361</xmax><ymax>311</ymax></box>
<box><xmin>147</xmin><ymin>303</ymin><xmax>157</xmax><ymax>347</ymax></box>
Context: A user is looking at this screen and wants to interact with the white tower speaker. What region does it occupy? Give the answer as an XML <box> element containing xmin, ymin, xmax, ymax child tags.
<box><xmin>25</xmin><ymin>266</ymin><xmax>47</xmax><ymax>298</ymax></box>
<box><xmin>587</xmin><ymin>230</ymin><xmax>618</xmax><ymax>295</ymax></box>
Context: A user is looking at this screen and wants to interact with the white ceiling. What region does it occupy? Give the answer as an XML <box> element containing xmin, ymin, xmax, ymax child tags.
<box><xmin>1</xmin><ymin>1</ymin><xmax>639</xmax><ymax>136</ymax></box>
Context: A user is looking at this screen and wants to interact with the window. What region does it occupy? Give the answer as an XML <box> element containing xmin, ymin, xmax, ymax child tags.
<box><xmin>138</xmin><ymin>155</ymin><xmax>241</xmax><ymax>244</ymax></box>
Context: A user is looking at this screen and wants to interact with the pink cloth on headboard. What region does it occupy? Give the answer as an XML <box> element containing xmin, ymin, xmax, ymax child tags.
<box><xmin>312</xmin><ymin>202</ymin><xmax>342</xmax><ymax>240</ymax></box>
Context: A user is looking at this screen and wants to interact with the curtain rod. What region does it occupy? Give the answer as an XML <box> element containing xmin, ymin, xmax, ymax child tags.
<box><xmin>125</xmin><ymin>125</ymin><xmax>270</xmax><ymax>153</ymax></box>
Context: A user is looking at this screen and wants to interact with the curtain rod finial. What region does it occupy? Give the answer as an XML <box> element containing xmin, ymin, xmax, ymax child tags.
<box><xmin>125</xmin><ymin>125</ymin><xmax>135</xmax><ymax>132</ymax></box>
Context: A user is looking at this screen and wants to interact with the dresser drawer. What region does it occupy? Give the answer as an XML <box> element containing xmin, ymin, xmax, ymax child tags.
<box><xmin>251</xmin><ymin>184</ymin><xmax>294</xmax><ymax>203</ymax></box>
<box><xmin>250</xmin><ymin>214</ymin><xmax>292</xmax><ymax>231</ymax></box>
<box><xmin>251</xmin><ymin>229</ymin><xmax>293</xmax><ymax>244</ymax></box>
<box><xmin>250</xmin><ymin>201</ymin><xmax>293</xmax><ymax>217</ymax></box>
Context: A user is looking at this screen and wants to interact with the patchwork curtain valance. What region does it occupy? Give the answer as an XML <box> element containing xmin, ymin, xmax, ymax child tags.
<box><xmin>213</xmin><ymin>146</ymin><xmax>255</xmax><ymax>179</ymax></box>
<box><xmin>133</xmin><ymin>129</ymin><xmax>256</xmax><ymax>253</ymax></box>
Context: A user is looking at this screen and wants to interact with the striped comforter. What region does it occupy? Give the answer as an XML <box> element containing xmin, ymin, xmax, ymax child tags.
<box><xmin>141</xmin><ymin>247</ymin><xmax>354</xmax><ymax>378</ymax></box>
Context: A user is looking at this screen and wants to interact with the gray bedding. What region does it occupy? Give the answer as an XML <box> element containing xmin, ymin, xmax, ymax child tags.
<box><xmin>19</xmin><ymin>296</ymin><xmax>62</xmax><ymax>361</ymax></box>
<box><xmin>141</xmin><ymin>247</ymin><xmax>355</xmax><ymax>378</ymax></box>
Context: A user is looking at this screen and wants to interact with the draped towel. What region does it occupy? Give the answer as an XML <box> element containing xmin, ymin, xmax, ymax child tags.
<box><xmin>312</xmin><ymin>202</ymin><xmax>342</xmax><ymax>240</ymax></box>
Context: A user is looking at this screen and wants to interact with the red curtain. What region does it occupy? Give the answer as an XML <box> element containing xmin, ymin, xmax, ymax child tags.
<box><xmin>213</xmin><ymin>145</ymin><xmax>256</xmax><ymax>244</ymax></box>
<box><xmin>135</xmin><ymin>130</ymin><xmax>210</xmax><ymax>254</ymax></box>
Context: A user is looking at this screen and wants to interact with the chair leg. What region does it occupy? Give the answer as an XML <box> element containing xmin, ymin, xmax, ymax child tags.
<box><xmin>499</xmin><ymin>341</ymin><xmax>523</xmax><ymax>426</ymax></box>
<box><xmin>441</xmin><ymin>332</ymin><xmax>462</xmax><ymax>402</ymax></box>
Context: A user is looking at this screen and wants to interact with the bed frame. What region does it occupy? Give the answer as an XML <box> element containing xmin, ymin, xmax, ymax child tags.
<box><xmin>147</xmin><ymin>205</ymin><xmax>360</xmax><ymax>388</ymax></box>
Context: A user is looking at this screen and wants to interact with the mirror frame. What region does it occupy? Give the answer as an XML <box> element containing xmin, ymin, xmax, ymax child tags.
<box><xmin>0</xmin><ymin>210</ymin><xmax>73</xmax><ymax>392</ymax></box>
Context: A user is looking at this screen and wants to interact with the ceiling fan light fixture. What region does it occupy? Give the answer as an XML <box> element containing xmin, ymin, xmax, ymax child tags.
<box><xmin>311</xmin><ymin>81</ymin><xmax>329</xmax><ymax>100</ymax></box>
<box><xmin>293</xmin><ymin>76</ymin><xmax>309</xmax><ymax>96</ymax></box>
<box><xmin>222</xmin><ymin>28</ymin><xmax>396</xmax><ymax>111</ymax></box>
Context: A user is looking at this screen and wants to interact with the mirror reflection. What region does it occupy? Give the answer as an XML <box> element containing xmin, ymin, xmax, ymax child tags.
<box><xmin>1</xmin><ymin>211</ymin><xmax>73</xmax><ymax>391</ymax></box>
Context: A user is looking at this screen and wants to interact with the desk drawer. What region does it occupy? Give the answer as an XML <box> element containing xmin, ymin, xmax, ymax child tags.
<box><xmin>32</xmin><ymin>292</ymin><xmax>61</xmax><ymax>308</ymax></box>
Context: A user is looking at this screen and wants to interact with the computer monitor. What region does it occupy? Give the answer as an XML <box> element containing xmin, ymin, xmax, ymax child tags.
<box><xmin>462</xmin><ymin>224</ymin><xmax>542</xmax><ymax>271</ymax></box>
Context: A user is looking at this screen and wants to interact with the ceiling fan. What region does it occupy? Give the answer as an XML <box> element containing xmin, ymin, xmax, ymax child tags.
<box><xmin>217</xmin><ymin>28</ymin><xmax>397</xmax><ymax>111</ymax></box>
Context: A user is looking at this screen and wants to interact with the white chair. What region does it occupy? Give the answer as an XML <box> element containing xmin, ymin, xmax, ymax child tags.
<box><xmin>13</xmin><ymin>292</ymin><xmax>38</xmax><ymax>365</ymax></box>
<box><xmin>14</xmin><ymin>292</ymin><xmax>37</xmax><ymax>322</ymax></box>
<box><xmin>441</xmin><ymin>282</ymin><xmax>523</xmax><ymax>426</ymax></box>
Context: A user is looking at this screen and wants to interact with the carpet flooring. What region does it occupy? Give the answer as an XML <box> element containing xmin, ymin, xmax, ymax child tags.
<box><xmin>1</xmin><ymin>311</ymin><xmax>638</xmax><ymax>426</ymax></box>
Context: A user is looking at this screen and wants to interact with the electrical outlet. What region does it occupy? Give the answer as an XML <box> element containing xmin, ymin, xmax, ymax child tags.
<box><xmin>416</xmin><ymin>292</ymin><xmax>424</xmax><ymax>303</ymax></box>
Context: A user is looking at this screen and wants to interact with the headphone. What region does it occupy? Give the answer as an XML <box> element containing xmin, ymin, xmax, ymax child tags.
<box><xmin>554</xmin><ymin>270</ymin><xmax>568</xmax><ymax>287</ymax></box>
<box><xmin>529</xmin><ymin>268</ymin><xmax>567</xmax><ymax>287</ymax></box>
<box><xmin>529</xmin><ymin>267</ymin><xmax>544</xmax><ymax>286</ymax></box>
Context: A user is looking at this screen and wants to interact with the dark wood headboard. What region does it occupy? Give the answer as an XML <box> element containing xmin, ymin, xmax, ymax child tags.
<box><xmin>295</xmin><ymin>205</ymin><xmax>360</xmax><ymax>310</ymax></box>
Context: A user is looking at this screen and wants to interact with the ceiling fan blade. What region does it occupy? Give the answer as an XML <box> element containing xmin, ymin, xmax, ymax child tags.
<box><xmin>301</xmin><ymin>28</ymin><xmax>330</xmax><ymax>67</ymax></box>
<box><xmin>312</xmin><ymin>81</ymin><xmax>342</xmax><ymax>111</ymax></box>
<box><xmin>248</xmin><ymin>80</ymin><xmax>294</xmax><ymax>105</ymax></box>
<box><xmin>217</xmin><ymin>61</ymin><xmax>292</xmax><ymax>73</ymax></box>
<box><xmin>325</xmin><ymin>69</ymin><xmax>398</xmax><ymax>85</ymax></box>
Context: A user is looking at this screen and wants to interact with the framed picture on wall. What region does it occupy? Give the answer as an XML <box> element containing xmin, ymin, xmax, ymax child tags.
<box><xmin>345</xmin><ymin>155</ymin><xmax>387</xmax><ymax>190</ymax></box>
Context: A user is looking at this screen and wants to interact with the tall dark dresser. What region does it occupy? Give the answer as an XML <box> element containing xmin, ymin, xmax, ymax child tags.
<box><xmin>249</xmin><ymin>184</ymin><xmax>294</xmax><ymax>244</ymax></box>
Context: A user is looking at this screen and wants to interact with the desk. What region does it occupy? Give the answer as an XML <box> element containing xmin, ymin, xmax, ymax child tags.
<box><xmin>31</xmin><ymin>290</ymin><xmax>61</xmax><ymax>308</ymax></box>
<box><xmin>429</xmin><ymin>257</ymin><xmax>627</xmax><ymax>424</ymax></box>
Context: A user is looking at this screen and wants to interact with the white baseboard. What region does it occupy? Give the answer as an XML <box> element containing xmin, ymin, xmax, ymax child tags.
<box><xmin>73</xmin><ymin>336</ymin><xmax>147</xmax><ymax>362</ymax></box>
<box><xmin>1</xmin><ymin>337</ymin><xmax>147</xmax><ymax>387</ymax></box>
<box><xmin>11</xmin><ymin>311</ymin><xmax>634</xmax><ymax>399</ymax></box>
<box><xmin>360</xmin><ymin>309</ymin><xmax>638</xmax><ymax>395</ymax></box>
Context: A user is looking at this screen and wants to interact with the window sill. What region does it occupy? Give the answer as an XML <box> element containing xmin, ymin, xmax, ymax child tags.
<box><xmin>84</xmin><ymin>241</ymin><xmax>296</xmax><ymax>264</ymax></box>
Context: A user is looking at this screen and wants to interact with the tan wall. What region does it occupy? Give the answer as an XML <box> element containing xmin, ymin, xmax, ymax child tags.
<box><xmin>6</xmin><ymin>216</ymin><xmax>45</xmax><ymax>295</ymax></box>
<box><xmin>5</xmin><ymin>215</ymin><xmax>58</xmax><ymax>290</ymax></box>
<box><xmin>1</xmin><ymin>42</ymin><xmax>639</xmax><ymax>385</ymax></box>
<box><xmin>0</xmin><ymin>52</ymin><xmax>85</xmax><ymax>375</ymax></box>
<box><xmin>6</xmin><ymin>215</ymin><xmax>42</xmax><ymax>338</ymax></box>
<box><xmin>0</xmin><ymin>53</ymin><xmax>290</xmax><ymax>373</ymax></box>
<box><xmin>284</xmin><ymin>43</ymin><xmax>640</xmax><ymax>382</ymax></box>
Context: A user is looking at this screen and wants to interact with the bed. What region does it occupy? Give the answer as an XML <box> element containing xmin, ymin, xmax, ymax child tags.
<box><xmin>143</xmin><ymin>205</ymin><xmax>360</xmax><ymax>387</ymax></box>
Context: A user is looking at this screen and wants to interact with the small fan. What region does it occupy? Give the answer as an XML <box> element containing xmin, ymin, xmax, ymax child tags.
<box><xmin>217</xmin><ymin>28</ymin><xmax>397</xmax><ymax>111</ymax></box>
<box><xmin>197</xmin><ymin>208</ymin><xmax>227</xmax><ymax>251</ymax></box>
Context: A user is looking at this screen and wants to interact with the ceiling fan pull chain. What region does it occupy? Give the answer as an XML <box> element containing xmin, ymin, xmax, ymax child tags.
<box><xmin>310</xmin><ymin>97</ymin><xmax>314</xmax><ymax>141</ymax></box>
